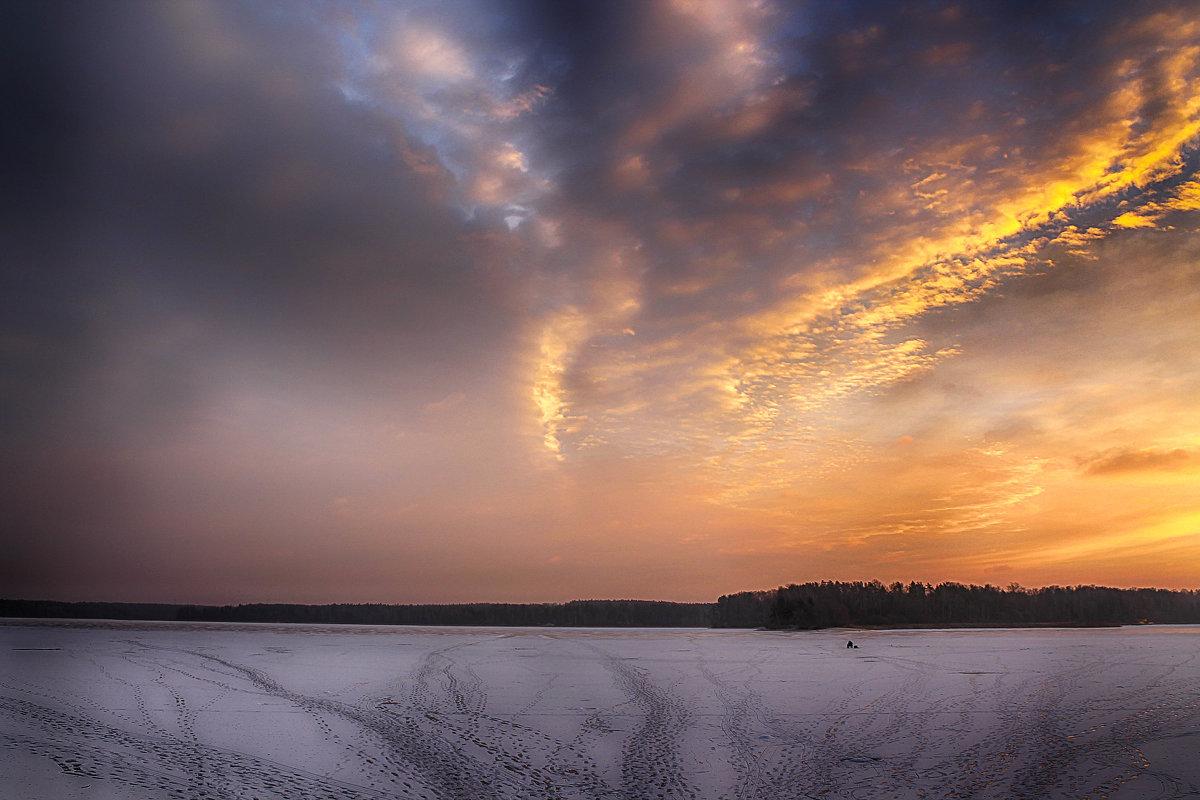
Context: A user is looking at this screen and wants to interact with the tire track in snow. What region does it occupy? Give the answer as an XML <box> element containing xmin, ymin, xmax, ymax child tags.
<box><xmin>579</xmin><ymin>643</ymin><xmax>694</xmax><ymax>800</ymax></box>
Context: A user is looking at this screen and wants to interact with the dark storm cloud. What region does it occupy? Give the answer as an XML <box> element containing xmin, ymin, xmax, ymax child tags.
<box><xmin>1</xmin><ymin>1</ymin><xmax>539</xmax><ymax>598</ymax></box>
<box><xmin>1</xmin><ymin>2</ymin><xmax>522</xmax><ymax>443</ymax></box>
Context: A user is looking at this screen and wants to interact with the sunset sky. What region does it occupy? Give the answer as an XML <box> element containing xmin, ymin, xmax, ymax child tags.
<box><xmin>5</xmin><ymin>1</ymin><xmax>1200</xmax><ymax>604</ymax></box>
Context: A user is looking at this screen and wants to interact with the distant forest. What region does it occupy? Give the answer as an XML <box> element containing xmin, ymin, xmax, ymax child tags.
<box><xmin>0</xmin><ymin>598</ymin><xmax>713</xmax><ymax>628</ymax></box>
<box><xmin>5</xmin><ymin>582</ymin><xmax>1200</xmax><ymax>629</ymax></box>
<box><xmin>714</xmin><ymin>581</ymin><xmax>1200</xmax><ymax>628</ymax></box>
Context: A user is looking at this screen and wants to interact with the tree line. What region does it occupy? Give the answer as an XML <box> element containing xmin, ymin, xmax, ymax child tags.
<box><xmin>713</xmin><ymin>581</ymin><xmax>1200</xmax><ymax>628</ymax></box>
<box><xmin>0</xmin><ymin>598</ymin><xmax>713</xmax><ymax>628</ymax></box>
<box><xmin>6</xmin><ymin>582</ymin><xmax>1200</xmax><ymax>629</ymax></box>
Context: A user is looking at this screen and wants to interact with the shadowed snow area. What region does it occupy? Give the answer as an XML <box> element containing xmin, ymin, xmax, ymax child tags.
<box><xmin>3</xmin><ymin>621</ymin><xmax>1200</xmax><ymax>799</ymax></box>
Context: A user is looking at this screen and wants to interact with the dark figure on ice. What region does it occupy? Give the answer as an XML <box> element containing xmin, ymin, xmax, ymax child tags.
<box><xmin>847</xmin><ymin>640</ymin><xmax>854</xmax><ymax>649</ymax></box>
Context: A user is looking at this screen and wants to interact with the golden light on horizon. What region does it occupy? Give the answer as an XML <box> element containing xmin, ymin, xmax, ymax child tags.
<box><xmin>5</xmin><ymin>0</ymin><xmax>1200</xmax><ymax>604</ymax></box>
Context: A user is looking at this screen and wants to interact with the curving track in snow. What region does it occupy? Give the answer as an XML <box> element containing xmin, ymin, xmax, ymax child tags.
<box><xmin>4</xmin><ymin>622</ymin><xmax>1200</xmax><ymax>799</ymax></box>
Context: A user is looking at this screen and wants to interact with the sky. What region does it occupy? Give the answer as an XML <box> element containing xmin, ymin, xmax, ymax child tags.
<box><xmin>3</xmin><ymin>0</ymin><xmax>1200</xmax><ymax>604</ymax></box>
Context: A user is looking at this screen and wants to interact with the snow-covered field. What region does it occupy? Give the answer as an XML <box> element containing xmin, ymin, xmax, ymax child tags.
<box><xmin>3</xmin><ymin>620</ymin><xmax>1200</xmax><ymax>799</ymax></box>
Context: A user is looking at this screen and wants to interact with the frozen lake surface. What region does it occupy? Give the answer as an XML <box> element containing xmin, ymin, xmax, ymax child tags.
<box><xmin>3</xmin><ymin>621</ymin><xmax>1200</xmax><ymax>799</ymax></box>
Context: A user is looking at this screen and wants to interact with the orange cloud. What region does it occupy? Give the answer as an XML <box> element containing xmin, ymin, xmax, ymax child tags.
<box><xmin>1080</xmin><ymin>448</ymin><xmax>1192</xmax><ymax>476</ymax></box>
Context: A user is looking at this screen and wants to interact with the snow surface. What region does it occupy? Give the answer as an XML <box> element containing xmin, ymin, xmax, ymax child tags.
<box><xmin>3</xmin><ymin>620</ymin><xmax>1200</xmax><ymax>799</ymax></box>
